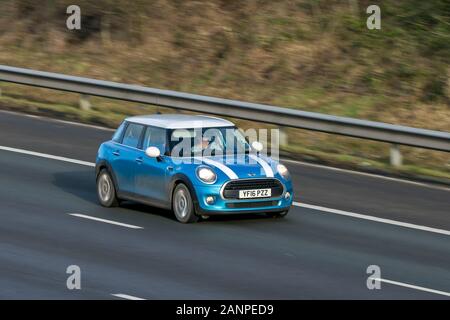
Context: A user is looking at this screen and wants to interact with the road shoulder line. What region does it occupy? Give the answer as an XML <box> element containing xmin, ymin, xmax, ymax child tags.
<box><xmin>0</xmin><ymin>145</ymin><xmax>95</xmax><ymax>167</ymax></box>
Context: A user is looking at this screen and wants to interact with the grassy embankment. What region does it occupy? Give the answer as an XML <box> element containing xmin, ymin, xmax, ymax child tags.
<box><xmin>0</xmin><ymin>1</ymin><xmax>449</xmax><ymax>181</ymax></box>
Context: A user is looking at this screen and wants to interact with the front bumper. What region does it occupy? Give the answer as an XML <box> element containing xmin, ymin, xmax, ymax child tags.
<box><xmin>196</xmin><ymin>205</ymin><xmax>292</xmax><ymax>215</ymax></box>
<box><xmin>193</xmin><ymin>181</ymin><xmax>293</xmax><ymax>215</ymax></box>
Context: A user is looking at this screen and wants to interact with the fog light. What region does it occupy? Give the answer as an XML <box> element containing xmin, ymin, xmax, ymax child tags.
<box><xmin>206</xmin><ymin>196</ymin><xmax>215</xmax><ymax>205</ymax></box>
<box><xmin>284</xmin><ymin>192</ymin><xmax>291</xmax><ymax>200</ymax></box>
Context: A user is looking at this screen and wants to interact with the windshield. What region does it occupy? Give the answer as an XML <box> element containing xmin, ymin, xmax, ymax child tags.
<box><xmin>169</xmin><ymin>126</ymin><xmax>251</xmax><ymax>157</ymax></box>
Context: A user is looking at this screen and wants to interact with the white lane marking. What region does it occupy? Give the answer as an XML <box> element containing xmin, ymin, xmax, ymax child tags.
<box><xmin>0</xmin><ymin>146</ymin><xmax>95</xmax><ymax>167</ymax></box>
<box><xmin>69</xmin><ymin>213</ymin><xmax>143</xmax><ymax>229</ymax></box>
<box><xmin>195</xmin><ymin>157</ymin><xmax>238</xmax><ymax>179</ymax></box>
<box><xmin>249</xmin><ymin>154</ymin><xmax>274</xmax><ymax>177</ymax></box>
<box><xmin>376</xmin><ymin>278</ymin><xmax>450</xmax><ymax>297</ymax></box>
<box><xmin>294</xmin><ymin>202</ymin><xmax>450</xmax><ymax>236</ymax></box>
<box><xmin>111</xmin><ymin>293</ymin><xmax>146</xmax><ymax>300</ymax></box>
<box><xmin>282</xmin><ymin>158</ymin><xmax>450</xmax><ymax>192</ymax></box>
<box><xmin>1</xmin><ymin>144</ymin><xmax>448</xmax><ymax>236</ymax></box>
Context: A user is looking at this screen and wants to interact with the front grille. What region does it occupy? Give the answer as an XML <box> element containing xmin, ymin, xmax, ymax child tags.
<box><xmin>226</xmin><ymin>201</ymin><xmax>279</xmax><ymax>209</ymax></box>
<box><xmin>222</xmin><ymin>178</ymin><xmax>284</xmax><ymax>199</ymax></box>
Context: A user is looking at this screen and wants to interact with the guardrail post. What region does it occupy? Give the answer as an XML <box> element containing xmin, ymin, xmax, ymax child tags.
<box><xmin>79</xmin><ymin>94</ymin><xmax>91</xmax><ymax>111</ymax></box>
<box><xmin>390</xmin><ymin>144</ymin><xmax>403</xmax><ymax>167</ymax></box>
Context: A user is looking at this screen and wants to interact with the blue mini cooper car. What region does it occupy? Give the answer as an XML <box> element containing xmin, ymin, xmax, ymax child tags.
<box><xmin>96</xmin><ymin>114</ymin><xmax>293</xmax><ymax>223</ymax></box>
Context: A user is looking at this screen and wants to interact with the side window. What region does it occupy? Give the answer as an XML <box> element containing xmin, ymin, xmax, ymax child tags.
<box><xmin>112</xmin><ymin>121</ymin><xmax>126</xmax><ymax>143</ymax></box>
<box><xmin>122</xmin><ymin>123</ymin><xmax>145</xmax><ymax>148</ymax></box>
<box><xmin>143</xmin><ymin>127</ymin><xmax>167</xmax><ymax>153</ymax></box>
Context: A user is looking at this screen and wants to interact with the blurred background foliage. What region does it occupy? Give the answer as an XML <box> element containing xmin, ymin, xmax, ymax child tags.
<box><xmin>0</xmin><ymin>0</ymin><xmax>449</xmax><ymax>180</ymax></box>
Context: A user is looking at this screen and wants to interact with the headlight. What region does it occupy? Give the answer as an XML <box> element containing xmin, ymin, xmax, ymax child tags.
<box><xmin>277</xmin><ymin>164</ymin><xmax>290</xmax><ymax>179</ymax></box>
<box><xmin>197</xmin><ymin>167</ymin><xmax>217</xmax><ymax>184</ymax></box>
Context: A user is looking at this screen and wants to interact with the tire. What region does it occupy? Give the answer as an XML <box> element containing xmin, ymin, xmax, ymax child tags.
<box><xmin>172</xmin><ymin>183</ymin><xmax>199</xmax><ymax>223</ymax></box>
<box><xmin>97</xmin><ymin>169</ymin><xmax>119</xmax><ymax>207</ymax></box>
<box><xmin>267</xmin><ymin>210</ymin><xmax>289</xmax><ymax>218</ymax></box>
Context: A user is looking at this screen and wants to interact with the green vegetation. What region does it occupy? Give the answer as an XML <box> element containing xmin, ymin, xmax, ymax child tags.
<box><xmin>0</xmin><ymin>0</ymin><xmax>449</xmax><ymax>182</ymax></box>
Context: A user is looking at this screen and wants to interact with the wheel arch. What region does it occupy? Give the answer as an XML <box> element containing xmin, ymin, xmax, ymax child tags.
<box><xmin>168</xmin><ymin>173</ymin><xmax>199</xmax><ymax>210</ymax></box>
<box><xmin>96</xmin><ymin>160</ymin><xmax>120</xmax><ymax>193</ymax></box>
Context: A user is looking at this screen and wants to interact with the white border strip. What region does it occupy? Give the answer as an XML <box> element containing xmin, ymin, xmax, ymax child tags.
<box><xmin>295</xmin><ymin>202</ymin><xmax>450</xmax><ymax>236</ymax></box>
<box><xmin>69</xmin><ymin>213</ymin><xmax>143</xmax><ymax>229</ymax></box>
<box><xmin>376</xmin><ymin>278</ymin><xmax>450</xmax><ymax>297</ymax></box>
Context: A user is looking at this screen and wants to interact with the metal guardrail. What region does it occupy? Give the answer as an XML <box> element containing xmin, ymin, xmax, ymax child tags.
<box><xmin>1</xmin><ymin>65</ymin><xmax>449</xmax><ymax>154</ymax></box>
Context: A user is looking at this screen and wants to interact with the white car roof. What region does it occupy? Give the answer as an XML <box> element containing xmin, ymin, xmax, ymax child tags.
<box><xmin>125</xmin><ymin>114</ymin><xmax>234</xmax><ymax>129</ymax></box>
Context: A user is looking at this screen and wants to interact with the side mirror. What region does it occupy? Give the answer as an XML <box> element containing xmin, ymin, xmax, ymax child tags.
<box><xmin>251</xmin><ymin>141</ymin><xmax>263</xmax><ymax>152</ymax></box>
<box><xmin>145</xmin><ymin>146</ymin><xmax>161</xmax><ymax>158</ymax></box>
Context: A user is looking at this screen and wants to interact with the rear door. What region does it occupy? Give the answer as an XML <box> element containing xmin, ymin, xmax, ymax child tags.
<box><xmin>109</xmin><ymin>122</ymin><xmax>145</xmax><ymax>195</ymax></box>
<box><xmin>134</xmin><ymin>126</ymin><xmax>169</xmax><ymax>203</ymax></box>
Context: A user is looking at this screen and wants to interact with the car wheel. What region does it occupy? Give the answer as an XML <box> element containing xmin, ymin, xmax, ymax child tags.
<box><xmin>172</xmin><ymin>183</ymin><xmax>198</xmax><ymax>223</ymax></box>
<box><xmin>97</xmin><ymin>169</ymin><xmax>119</xmax><ymax>207</ymax></box>
<box><xmin>267</xmin><ymin>210</ymin><xmax>289</xmax><ymax>218</ymax></box>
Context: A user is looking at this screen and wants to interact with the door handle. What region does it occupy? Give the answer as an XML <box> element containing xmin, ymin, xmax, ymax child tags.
<box><xmin>135</xmin><ymin>157</ymin><xmax>143</xmax><ymax>163</ymax></box>
<box><xmin>112</xmin><ymin>151</ymin><xmax>120</xmax><ymax>156</ymax></box>
<box><xmin>167</xmin><ymin>166</ymin><xmax>174</xmax><ymax>171</ymax></box>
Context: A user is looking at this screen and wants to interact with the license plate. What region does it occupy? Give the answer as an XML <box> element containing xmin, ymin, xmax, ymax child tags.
<box><xmin>239</xmin><ymin>188</ymin><xmax>271</xmax><ymax>199</ymax></box>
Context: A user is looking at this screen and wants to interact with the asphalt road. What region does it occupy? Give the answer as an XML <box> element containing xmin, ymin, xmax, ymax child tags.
<box><xmin>0</xmin><ymin>110</ymin><xmax>449</xmax><ymax>299</ymax></box>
